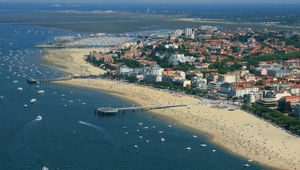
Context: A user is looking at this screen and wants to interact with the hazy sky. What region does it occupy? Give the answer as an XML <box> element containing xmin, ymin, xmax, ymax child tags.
<box><xmin>0</xmin><ymin>0</ymin><xmax>300</xmax><ymax>3</ymax></box>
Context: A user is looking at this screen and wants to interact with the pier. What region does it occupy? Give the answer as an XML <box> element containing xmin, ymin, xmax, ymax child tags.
<box><xmin>26</xmin><ymin>75</ymin><xmax>74</xmax><ymax>84</ymax></box>
<box><xmin>95</xmin><ymin>103</ymin><xmax>199</xmax><ymax>116</ymax></box>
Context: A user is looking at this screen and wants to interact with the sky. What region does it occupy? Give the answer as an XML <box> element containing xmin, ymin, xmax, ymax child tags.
<box><xmin>0</xmin><ymin>0</ymin><xmax>299</xmax><ymax>3</ymax></box>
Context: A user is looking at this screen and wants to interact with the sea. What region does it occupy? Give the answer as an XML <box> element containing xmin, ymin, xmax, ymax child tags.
<box><xmin>0</xmin><ymin>23</ymin><xmax>269</xmax><ymax>170</ymax></box>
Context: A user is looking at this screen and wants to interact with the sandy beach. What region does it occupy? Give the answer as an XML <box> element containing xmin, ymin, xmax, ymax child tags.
<box><xmin>41</xmin><ymin>48</ymin><xmax>106</xmax><ymax>76</ymax></box>
<box><xmin>42</xmin><ymin>48</ymin><xmax>300</xmax><ymax>170</ymax></box>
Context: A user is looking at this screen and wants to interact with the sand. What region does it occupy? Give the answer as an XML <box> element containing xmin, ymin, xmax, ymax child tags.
<box><xmin>41</xmin><ymin>48</ymin><xmax>106</xmax><ymax>76</ymax></box>
<box><xmin>41</xmin><ymin>48</ymin><xmax>300</xmax><ymax>170</ymax></box>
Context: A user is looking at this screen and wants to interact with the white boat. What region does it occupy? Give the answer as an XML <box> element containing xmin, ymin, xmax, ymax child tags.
<box><xmin>186</xmin><ymin>147</ymin><xmax>192</xmax><ymax>150</ymax></box>
<box><xmin>35</xmin><ymin>116</ymin><xmax>42</xmax><ymax>121</ymax></box>
<box><xmin>161</xmin><ymin>138</ymin><xmax>165</xmax><ymax>142</ymax></box>
<box><xmin>17</xmin><ymin>87</ymin><xmax>23</xmax><ymax>91</ymax></box>
<box><xmin>138</xmin><ymin>122</ymin><xmax>143</xmax><ymax>126</ymax></box>
<box><xmin>30</xmin><ymin>98</ymin><xmax>36</xmax><ymax>104</ymax></box>
<box><xmin>158</xmin><ymin>130</ymin><xmax>164</xmax><ymax>134</ymax></box>
<box><xmin>200</xmin><ymin>144</ymin><xmax>207</xmax><ymax>147</ymax></box>
<box><xmin>248</xmin><ymin>159</ymin><xmax>253</xmax><ymax>162</ymax></box>
<box><xmin>134</xmin><ymin>145</ymin><xmax>138</xmax><ymax>149</ymax></box>
<box><xmin>193</xmin><ymin>135</ymin><xmax>198</xmax><ymax>138</ymax></box>
<box><xmin>24</xmin><ymin>104</ymin><xmax>28</xmax><ymax>108</ymax></box>
<box><xmin>37</xmin><ymin>90</ymin><xmax>45</xmax><ymax>94</ymax></box>
<box><xmin>244</xmin><ymin>164</ymin><xmax>250</xmax><ymax>167</ymax></box>
<box><xmin>124</xmin><ymin>132</ymin><xmax>129</xmax><ymax>135</ymax></box>
<box><xmin>42</xmin><ymin>166</ymin><xmax>49</xmax><ymax>170</ymax></box>
<box><xmin>145</xmin><ymin>140</ymin><xmax>149</xmax><ymax>143</ymax></box>
<box><xmin>212</xmin><ymin>149</ymin><xmax>216</xmax><ymax>152</ymax></box>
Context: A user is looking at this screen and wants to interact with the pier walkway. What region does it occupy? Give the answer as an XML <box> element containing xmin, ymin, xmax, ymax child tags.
<box><xmin>95</xmin><ymin>103</ymin><xmax>200</xmax><ymax>116</ymax></box>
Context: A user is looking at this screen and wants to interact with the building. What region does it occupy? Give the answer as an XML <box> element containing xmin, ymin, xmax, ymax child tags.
<box><xmin>168</xmin><ymin>54</ymin><xmax>195</xmax><ymax>65</ymax></box>
<box><xmin>191</xmin><ymin>77</ymin><xmax>207</xmax><ymax>88</ymax></box>
<box><xmin>207</xmin><ymin>82</ymin><xmax>223</xmax><ymax>90</ymax></box>
<box><xmin>219</xmin><ymin>83</ymin><xmax>234</xmax><ymax>94</ymax></box>
<box><xmin>218</xmin><ymin>74</ymin><xmax>237</xmax><ymax>83</ymax></box>
<box><xmin>207</xmin><ymin>73</ymin><xmax>219</xmax><ymax>82</ymax></box>
<box><xmin>293</xmin><ymin>102</ymin><xmax>300</xmax><ymax>118</ymax></box>
<box><xmin>162</xmin><ymin>71</ymin><xmax>186</xmax><ymax>85</ymax></box>
<box><xmin>267</xmin><ymin>68</ymin><xmax>290</xmax><ymax>77</ymax></box>
<box><xmin>117</xmin><ymin>65</ymin><xmax>133</xmax><ymax>76</ymax></box>
<box><xmin>283</xmin><ymin>58</ymin><xmax>300</xmax><ymax>69</ymax></box>
<box><xmin>278</xmin><ymin>95</ymin><xmax>300</xmax><ymax>112</ymax></box>
<box><xmin>229</xmin><ymin>87</ymin><xmax>259</xmax><ymax>97</ymax></box>
<box><xmin>185</xmin><ymin>28</ymin><xmax>193</xmax><ymax>37</ymax></box>
<box><xmin>257</xmin><ymin>98</ymin><xmax>278</xmax><ymax>109</ymax></box>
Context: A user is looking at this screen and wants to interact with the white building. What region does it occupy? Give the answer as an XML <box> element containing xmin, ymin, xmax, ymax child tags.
<box><xmin>185</xmin><ymin>28</ymin><xmax>193</xmax><ymax>37</ymax></box>
<box><xmin>229</xmin><ymin>87</ymin><xmax>259</xmax><ymax>97</ymax></box>
<box><xmin>191</xmin><ymin>77</ymin><xmax>207</xmax><ymax>88</ymax></box>
<box><xmin>168</xmin><ymin>54</ymin><xmax>195</xmax><ymax>65</ymax></box>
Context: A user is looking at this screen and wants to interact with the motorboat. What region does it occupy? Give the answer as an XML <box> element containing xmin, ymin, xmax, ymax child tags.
<box><xmin>30</xmin><ymin>98</ymin><xmax>36</xmax><ymax>104</ymax></box>
<box><xmin>186</xmin><ymin>147</ymin><xmax>192</xmax><ymax>150</ymax></box>
<box><xmin>200</xmin><ymin>144</ymin><xmax>207</xmax><ymax>147</ymax></box>
<box><xmin>35</xmin><ymin>115</ymin><xmax>42</xmax><ymax>121</ymax></box>
<box><xmin>37</xmin><ymin>90</ymin><xmax>45</xmax><ymax>94</ymax></box>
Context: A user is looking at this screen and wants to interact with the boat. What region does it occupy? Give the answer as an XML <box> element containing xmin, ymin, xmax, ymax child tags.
<box><xmin>200</xmin><ymin>144</ymin><xmax>207</xmax><ymax>147</ymax></box>
<box><xmin>212</xmin><ymin>149</ymin><xmax>216</xmax><ymax>152</ymax></box>
<box><xmin>145</xmin><ymin>140</ymin><xmax>149</xmax><ymax>143</ymax></box>
<box><xmin>161</xmin><ymin>138</ymin><xmax>165</xmax><ymax>142</ymax></box>
<box><xmin>248</xmin><ymin>159</ymin><xmax>253</xmax><ymax>162</ymax></box>
<box><xmin>24</xmin><ymin>104</ymin><xmax>28</xmax><ymax>108</ymax></box>
<box><xmin>17</xmin><ymin>87</ymin><xmax>23</xmax><ymax>91</ymax></box>
<box><xmin>134</xmin><ymin>145</ymin><xmax>138</xmax><ymax>149</ymax></box>
<box><xmin>158</xmin><ymin>130</ymin><xmax>164</xmax><ymax>134</ymax></box>
<box><xmin>30</xmin><ymin>98</ymin><xmax>36</xmax><ymax>104</ymax></box>
<box><xmin>42</xmin><ymin>166</ymin><xmax>49</xmax><ymax>170</ymax></box>
<box><xmin>193</xmin><ymin>135</ymin><xmax>198</xmax><ymax>138</ymax></box>
<box><xmin>186</xmin><ymin>147</ymin><xmax>192</xmax><ymax>150</ymax></box>
<box><xmin>244</xmin><ymin>164</ymin><xmax>250</xmax><ymax>167</ymax></box>
<box><xmin>37</xmin><ymin>90</ymin><xmax>45</xmax><ymax>94</ymax></box>
<box><xmin>124</xmin><ymin>132</ymin><xmax>129</xmax><ymax>135</ymax></box>
<box><xmin>35</xmin><ymin>116</ymin><xmax>42</xmax><ymax>121</ymax></box>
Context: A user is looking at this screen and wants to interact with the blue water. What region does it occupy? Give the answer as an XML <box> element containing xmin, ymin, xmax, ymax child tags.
<box><xmin>0</xmin><ymin>23</ymin><xmax>268</xmax><ymax>170</ymax></box>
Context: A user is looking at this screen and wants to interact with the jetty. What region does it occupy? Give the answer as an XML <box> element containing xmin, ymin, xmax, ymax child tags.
<box><xmin>27</xmin><ymin>75</ymin><xmax>73</xmax><ymax>84</ymax></box>
<box><xmin>95</xmin><ymin>103</ymin><xmax>199</xmax><ymax>116</ymax></box>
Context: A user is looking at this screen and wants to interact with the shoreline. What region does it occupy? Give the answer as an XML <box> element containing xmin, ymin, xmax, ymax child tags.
<box><xmin>41</xmin><ymin>47</ymin><xmax>300</xmax><ymax>170</ymax></box>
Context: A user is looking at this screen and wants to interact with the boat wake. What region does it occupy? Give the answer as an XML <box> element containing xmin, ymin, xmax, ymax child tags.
<box><xmin>78</xmin><ymin>121</ymin><xmax>108</xmax><ymax>136</ymax></box>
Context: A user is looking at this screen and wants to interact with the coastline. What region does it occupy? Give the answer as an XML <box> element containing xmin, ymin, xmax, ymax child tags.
<box><xmin>41</xmin><ymin>47</ymin><xmax>300</xmax><ymax>170</ymax></box>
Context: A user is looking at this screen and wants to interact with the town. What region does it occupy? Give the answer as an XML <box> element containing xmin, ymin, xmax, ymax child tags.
<box><xmin>84</xmin><ymin>26</ymin><xmax>300</xmax><ymax>135</ymax></box>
